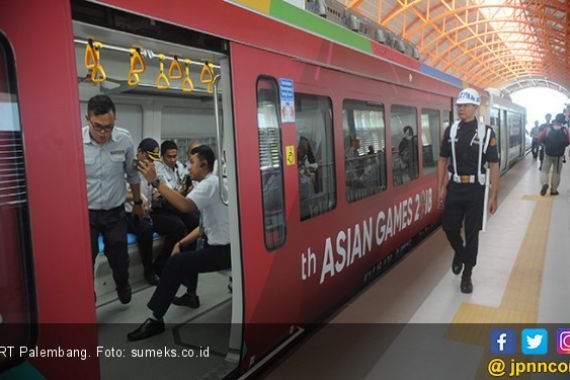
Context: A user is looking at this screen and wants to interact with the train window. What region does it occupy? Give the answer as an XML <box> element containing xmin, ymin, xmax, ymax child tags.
<box><xmin>256</xmin><ymin>77</ymin><xmax>287</xmax><ymax>250</ymax></box>
<box><xmin>391</xmin><ymin>105</ymin><xmax>419</xmax><ymax>186</ymax></box>
<box><xmin>295</xmin><ymin>93</ymin><xmax>336</xmax><ymax>221</ymax></box>
<box><xmin>420</xmin><ymin>108</ymin><xmax>440</xmax><ymax>175</ymax></box>
<box><xmin>509</xmin><ymin>113</ymin><xmax>522</xmax><ymax>148</ymax></box>
<box><xmin>0</xmin><ymin>33</ymin><xmax>37</xmax><ymax>368</ymax></box>
<box><xmin>343</xmin><ymin>100</ymin><xmax>387</xmax><ymax>202</ymax></box>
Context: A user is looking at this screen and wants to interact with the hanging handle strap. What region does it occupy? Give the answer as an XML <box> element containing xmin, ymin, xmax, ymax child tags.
<box><xmin>181</xmin><ymin>59</ymin><xmax>194</xmax><ymax>93</ymax></box>
<box><xmin>156</xmin><ymin>54</ymin><xmax>170</xmax><ymax>90</ymax></box>
<box><xmin>168</xmin><ymin>56</ymin><xmax>183</xmax><ymax>79</ymax></box>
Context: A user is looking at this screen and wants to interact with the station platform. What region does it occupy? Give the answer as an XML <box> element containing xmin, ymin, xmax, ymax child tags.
<box><xmin>264</xmin><ymin>154</ymin><xmax>570</xmax><ymax>380</ymax></box>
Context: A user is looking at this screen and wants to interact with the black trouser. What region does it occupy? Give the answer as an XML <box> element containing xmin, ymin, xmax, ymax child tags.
<box><xmin>150</xmin><ymin>210</ymin><xmax>189</xmax><ymax>275</ymax></box>
<box><xmin>126</xmin><ymin>212</ymin><xmax>154</xmax><ymax>274</ymax></box>
<box><xmin>531</xmin><ymin>140</ymin><xmax>539</xmax><ymax>158</ymax></box>
<box><xmin>539</xmin><ymin>144</ymin><xmax>545</xmax><ymax>164</ymax></box>
<box><xmin>147</xmin><ymin>243</ymin><xmax>231</xmax><ymax>318</ymax></box>
<box><xmin>442</xmin><ymin>182</ymin><xmax>485</xmax><ymax>267</ymax></box>
<box><xmin>89</xmin><ymin>206</ymin><xmax>129</xmax><ymax>289</ymax></box>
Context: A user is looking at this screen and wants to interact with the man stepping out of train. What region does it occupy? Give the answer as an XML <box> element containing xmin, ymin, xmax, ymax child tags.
<box><xmin>436</xmin><ymin>88</ymin><xmax>500</xmax><ymax>294</ymax></box>
<box><xmin>127</xmin><ymin>145</ymin><xmax>230</xmax><ymax>341</ymax></box>
<box><xmin>536</xmin><ymin>113</ymin><xmax>570</xmax><ymax>196</ymax></box>
<box><xmin>83</xmin><ymin>95</ymin><xmax>143</xmax><ymax>304</ymax></box>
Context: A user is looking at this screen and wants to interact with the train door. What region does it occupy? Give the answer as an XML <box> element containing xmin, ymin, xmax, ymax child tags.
<box><xmin>71</xmin><ymin>3</ymin><xmax>243</xmax><ymax>379</ymax></box>
<box><xmin>0</xmin><ymin>31</ymin><xmax>37</xmax><ymax>375</ymax></box>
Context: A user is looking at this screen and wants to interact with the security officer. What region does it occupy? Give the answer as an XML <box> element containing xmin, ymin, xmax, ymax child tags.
<box><xmin>437</xmin><ymin>88</ymin><xmax>500</xmax><ymax>294</ymax></box>
<box><xmin>84</xmin><ymin>94</ymin><xmax>143</xmax><ymax>304</ymax></box>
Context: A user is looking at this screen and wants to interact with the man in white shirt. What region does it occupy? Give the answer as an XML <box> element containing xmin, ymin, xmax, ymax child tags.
<box><xmin>128</xmin><ymin>145</ymin><xmax>230</xmax><ymax>341</ymax></box>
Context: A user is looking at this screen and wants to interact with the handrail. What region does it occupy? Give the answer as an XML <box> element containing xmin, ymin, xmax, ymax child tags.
<box><xmin>212</xmin><ymin>74</ymin><xmax>228</xmax><ymax>205</ymax></box>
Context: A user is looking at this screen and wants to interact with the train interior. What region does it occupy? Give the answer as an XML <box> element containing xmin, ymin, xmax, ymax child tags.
<box><xmin>73</xmin><ymin>13</ymin><xmax>241</xmax><ymax>379</ymax></box>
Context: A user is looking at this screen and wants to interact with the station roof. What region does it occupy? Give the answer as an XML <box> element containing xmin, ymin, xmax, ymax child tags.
<box><xmin>344</xmin><ymin>0</ymin><xmax>570</xmax><ymax>96</ymax></box>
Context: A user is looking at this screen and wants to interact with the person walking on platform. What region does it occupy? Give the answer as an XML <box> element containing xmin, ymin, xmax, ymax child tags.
<box><xmin>530</xmin><ymin>121</ymin><xmax>541</xmax><ymax>159</ymax></box>
<box><xmin>537</xmin><ymin>113</ymin><xmax>570</xmax><ymax>196</ymax></box>
<box><xmin>437</xmin><ymin>88</ymin><xmax>500</xmax><ymax>294</ymax></box>
<box><xmin>538</xmin><ymin>113</ymin><xmax>553</xmax><ymax>170</ymax></box>
<box><xmin>83</xmin><ymin>95</ymin><xmax>142</xmax><ymax>304</ymax></box>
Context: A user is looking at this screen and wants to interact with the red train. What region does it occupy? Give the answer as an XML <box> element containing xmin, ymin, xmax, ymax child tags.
<box><xmin>0</xmin><ymin>1</ymin><xmax>526</xmax><ymax>379</ymax></box>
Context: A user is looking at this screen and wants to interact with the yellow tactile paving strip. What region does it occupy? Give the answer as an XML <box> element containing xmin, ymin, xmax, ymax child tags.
<box><xmin>444</xmin><ymin>195</ymin><xmax>552</xmax><ymax>380</ymax></box>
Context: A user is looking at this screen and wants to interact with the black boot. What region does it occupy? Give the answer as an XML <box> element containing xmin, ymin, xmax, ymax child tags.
<box><xmin>451</xmin><ymin>253</ymin><xmax>463</xmax><ymax>275</ymax></box>
<box><xmin>460</xmin><ymin>265</ymin><xmax>473</xmax><ymax>294</ymax></box>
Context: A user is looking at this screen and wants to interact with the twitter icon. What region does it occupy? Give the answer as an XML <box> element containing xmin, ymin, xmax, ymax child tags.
<box><xmin>522</xmin><ymin>329</ymin><xmax>548</xmax><ymax>355</ymax></box>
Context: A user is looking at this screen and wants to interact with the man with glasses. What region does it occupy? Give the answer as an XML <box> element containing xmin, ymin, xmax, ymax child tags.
<box><xmin>83</xmin><ymin>94</ymin><xmax>142</xmax><ymax>304</ymax></box>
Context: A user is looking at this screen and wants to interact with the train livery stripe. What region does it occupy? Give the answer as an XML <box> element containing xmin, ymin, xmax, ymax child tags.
<box><xmin>420</xmin><ymin>63</ymin><xmax>463</xmax><ymax>88</ymax></box>
<box><xmin>268</xmin><ymin>0</ymin><xmax>372</xmax><ymax>53</ymax></box>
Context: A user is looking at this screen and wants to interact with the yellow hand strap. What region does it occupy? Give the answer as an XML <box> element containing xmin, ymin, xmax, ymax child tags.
<box><xmin>168</xmin><ymin>56</ymin><xmax>183</xmax><ymax>80</ymax></box>
<box><xmin>156</xmin><ymin>54</ymin><xmax>170</xmax><ymax>89</ymax></box>
<box><xmin>182</xmin><ymin>60</ymin><xmax>194</xmax><ymax>93</ymax></box>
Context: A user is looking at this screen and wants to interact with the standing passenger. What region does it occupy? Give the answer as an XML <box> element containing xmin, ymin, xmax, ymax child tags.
<box><xmin>537</xmin><ymin>113</ymin><xmax>570</xmax><ymax>196</ymax></box>
<box><xmin>437</xmin><ymin>88</ymin><xmax>500</xmax><ymax>294</ymax></box>
<box><xmin>83</xmin><ymin>95</ymin><xmax>142</xmax><ymax>304</ymax></box>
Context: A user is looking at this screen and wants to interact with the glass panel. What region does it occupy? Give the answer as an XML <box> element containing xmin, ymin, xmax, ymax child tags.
<box><xmin>257</xmin><ymin>77</ymin><xmax>286</xmax><ymax>250</ymax></box>
<box><xmin>391</xmin><ymin>105</ymin><xmax>418</xmax><ymax>186</ymax></box>
<box><xmin>295</xmin><ymin>93</ymin><xmax>336</xmax><ymax>221</ymax></box>
<box><xmin>421</xmin><ymin>108</ymin><xmax>440</xmax><ymax>175</ymax></box>
<box><xmin>343</xmin><ymin>99</ymin><xmax>387</xmax><ymax>202</ymax></box>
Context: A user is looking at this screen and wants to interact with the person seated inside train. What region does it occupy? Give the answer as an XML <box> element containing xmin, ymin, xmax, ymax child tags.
<box><xmin>124</xmin><ymin>138</ymin><xmax>162</xmax><ymax>286</ymax></box>
<box><xmin>398</xmin><ymin>125</ymin><xmax>418</xmax><ymax>180</ymax></box>
<box><xmin>151</xmin><ymin>140</ymin><xmax>198</xmax><ymax>274</ymax></box>
<box><xmin>298</xmin><ymin>136</ymin><xmax>319</xmax><ymax>200</ymax></box>
<box><xmin>128</xmin><ymin>145</ymin><xmax>230</xmax><ymax>341</ymax></box>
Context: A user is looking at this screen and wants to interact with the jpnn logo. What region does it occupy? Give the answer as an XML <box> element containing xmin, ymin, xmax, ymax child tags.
<box><xmin>490</xmin><ymin>329</ymin><xmax>516</xmax><ymax>355</ymax></box>
<box><xmin>522</xmin><ymin>329</ymin><xmax>548</xmax><ymax>355</ymax></box>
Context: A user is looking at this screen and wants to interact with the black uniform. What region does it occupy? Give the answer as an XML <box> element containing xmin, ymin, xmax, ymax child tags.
<box><xmin>440</xmin><ymin>119</ymin><xmax>499</xmax><ymax>268</ymax></box>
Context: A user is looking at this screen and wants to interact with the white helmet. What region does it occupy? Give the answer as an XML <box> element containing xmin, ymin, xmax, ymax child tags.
<box><xmin>456</xmin><ymin>88</ymin><xmax>480</xmax><ymax>106</ymax></box>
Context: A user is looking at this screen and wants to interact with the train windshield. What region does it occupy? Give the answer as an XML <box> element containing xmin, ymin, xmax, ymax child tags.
<box><xmin>0</xmin><ymin>32</ymin><xmax>37</xmax><ymax>370</ymax></box>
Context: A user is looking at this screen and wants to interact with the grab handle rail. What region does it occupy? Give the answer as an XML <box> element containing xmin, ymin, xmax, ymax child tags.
<box><xmin>212</xmin><ymin>74</ymin><xmax>228</xmax><ymax>205</ymax></box>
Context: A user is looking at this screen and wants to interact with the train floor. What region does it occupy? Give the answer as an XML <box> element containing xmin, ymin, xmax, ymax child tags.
<box><xmin>95</xmin><ymin>271</ymin><xmax>234</xmax><ymax>379</ymax></box>
<box><xmin>264</xmin><ymin>153</ymin><xmax>570</xmax><ymax>380</ymax></box>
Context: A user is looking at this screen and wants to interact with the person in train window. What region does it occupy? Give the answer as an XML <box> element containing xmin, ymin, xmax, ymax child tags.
<box><xmin>398</xmin><ymin>125</ymin><xmax>418</xmax><ymax>181</ymax></box>
<box><xmin>530</xmin><ymin>120</ymin><xmax>541</xmax><ymax>159</ymax></box>
<box><xmin>124</xmin><ymin>138</ymin><xmax>161</xmax><ymax>286</ymax></box>
<box><xmin>538</xmin><ymin>113</ymin><xmax>552</xmax><ymax>170</ymax></box>
<box><xmin>83</xmin><ymin>94</ymin><xmax>142</xmax><ymax>304</ymax></box>
<box><xmin>437</xmin><ymin>88</ymin><xmax>500</xmax><ymax>294</ymax></box>
<box><xmin>127</xmin><ymin>145</ymin><xmax>230</xmax><ymax>341</ymax></box>
<box><xmin>536</xmin><ymin>113</ymin><xmax>570</xmax><ymax>196</ymax></box>
<box><xmin>298</xmin><ymin>136</ymin><xmax>319</xmax><ymax>195</ymax></box>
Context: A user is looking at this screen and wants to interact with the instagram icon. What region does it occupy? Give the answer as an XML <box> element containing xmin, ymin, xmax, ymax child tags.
<box><xmin>557</xmin><ymin>329</ymin><xmax>570</xmax><ymax>354</ymax></box>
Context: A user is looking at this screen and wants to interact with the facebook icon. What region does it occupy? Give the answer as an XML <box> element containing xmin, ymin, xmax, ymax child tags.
<box><xmin>491</xmin><ymin>329</ymin><xmax>516</xmax><ymax>354</ymax></box>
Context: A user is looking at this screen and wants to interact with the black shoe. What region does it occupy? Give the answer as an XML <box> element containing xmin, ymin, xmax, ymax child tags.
<box><xmin>127</xmin><ymin>318</ymin><xmax>165</xmax><ymax>341</ymax></box>
<box><xmin>144</xmin><ymin>271</ymin><xmax>160</xmax><ymax>286</ymax></box>
<box><xmin>451</xmin><ymin>255</ymin><xmax>463</xmax><ymax>275</ymax></box>
<box><xmin>551</xmin><ymin>190</ymin><xmax>560</xmax><ymax>196</ymax></box>
<box><xmin>540</xmin><ymin>184</ymin><xmax>549</xmax><ymax>196</ymax></box>
<box><xmin>172</xmin><ymin>293</ymin><xmax>200</xmax><ymax>308</ymax></box>
<box><xmin>117</xmin><ymin>284</ymin><xmax>132</xmax><ymax>304</ymax></box>
<box><xmin>460</xmin><ymin>277</ymin><xmax>473</xmax><ymax>294</ymax></box>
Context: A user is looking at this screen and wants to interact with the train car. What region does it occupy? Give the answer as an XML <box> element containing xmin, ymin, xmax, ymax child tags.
<box><xmin>0</xmin><ymin>1</ymin><xmax>526</xmax><ymax>379</ymax></box>
<box><xmin>488</xmin><ymin>92</ymin><xmax>528</xmax><ymax>172</ymax></box>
